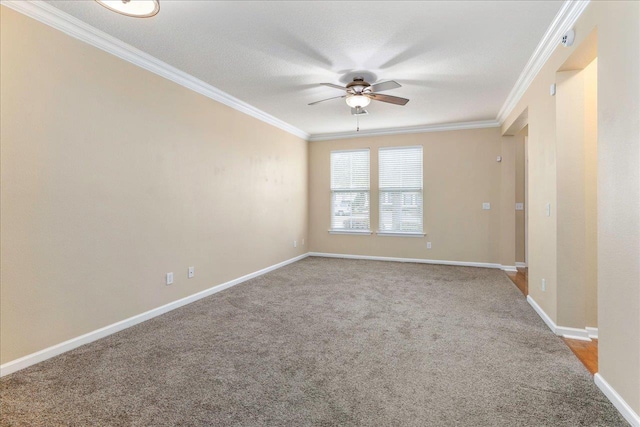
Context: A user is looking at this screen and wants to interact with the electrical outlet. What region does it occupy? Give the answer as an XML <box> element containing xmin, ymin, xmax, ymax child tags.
<box><xmin>515</xmin><ymin>203</ymin><xmax>524</xmax><ymax>211</ymax></box>
<box><xmin>188</xmin><ymin>266</ymin><xmax>194</xmax><ymax>279</ymax></box>
<box><xmin>166</xmin><ymin>272</ymin><xmax>174</xmax><ymax>285</ymax></box>
<box><xmin>426</xmin><ymin>242</ymin><xmax>432</xmax><ymax>249</ymax></box>
<box><xmin>542</xmin><ymin>278</ymin><xmax>546</xmax><ymax>292</ymax></box>
<box><xmin>482</xmin><ymin>202</ymin><xmax>491</xmax><ymax>210</ymax></box>
<box><xmin>546</xmin><ymin>203</ymin><xmax>551</xmax><ymax>217</ymax></box>
<box><xmin>293</xmin><ymin>240</ymin><xmax>297</xmax><ymax>248</ymax></box>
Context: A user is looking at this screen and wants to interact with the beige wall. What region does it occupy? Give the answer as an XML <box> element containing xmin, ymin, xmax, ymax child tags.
<box><xmin>515</xmin><ymin>131</ymin><xmax>526</xmax><ymax>264</ymax></box>
<box><xmin>2</xmin><ymin>1</ymin><xmax>638</xmax><ymax>415</ymax></box>
<box><xmin>596</xmin><ymin>2</ymin><xmax>639</xmax><ymax>412</ymax></box>
<box><xmin>583</xmin><ymin>59</ymin><xmax>598</xmax><ymax>329</ymax></box>
<box><xmin>555</xmin><ymin>56</ymin><xmax>598</xmax><ymax>332</ymax></box>
<box><xmin>555</xmin><ymin>67</ymin><xmax>588</xmax><ymax>329</ymax></box>
<box><xmin>0</xmin><ymin>7</ymin><xmax>309</xmax><ymax>364</ymax></box>
<box><xmin>309</xmin><ymin>128</ymin><xmax>518</xmax><ymax>266</ymax></box>
<box><xmin>499</xmin><ymin>138</ymin><xmax>516</xmax><ymax>268</ymax></box>
<box><xmin>502</xmin><ymin>1</ymin><xmax>639</xmax><ymax>413</ymax></box>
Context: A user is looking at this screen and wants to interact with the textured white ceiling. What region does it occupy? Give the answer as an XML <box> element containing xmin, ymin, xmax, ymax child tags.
<box><xmin>46</xmin><ymin>1</ymin><xmax>563</xmax><ymax>136</ymax></box>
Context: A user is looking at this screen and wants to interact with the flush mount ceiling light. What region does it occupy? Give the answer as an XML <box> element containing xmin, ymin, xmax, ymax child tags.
<box><xmin>95</xmin><ymin>0</ymin><xmax>160</xmax><ymax>18</ymax></box>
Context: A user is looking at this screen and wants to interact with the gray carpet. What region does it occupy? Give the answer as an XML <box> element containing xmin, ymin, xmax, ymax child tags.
<box><xmin>0</xmin><ymin>257</ymin><xmax>627</xmax><ymax>426</ymax></box>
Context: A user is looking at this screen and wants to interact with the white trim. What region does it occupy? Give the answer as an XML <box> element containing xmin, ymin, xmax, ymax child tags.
<box><xmin>1</xmin><ymin>1</ymin><xmax>592</xmax><ymax>141</ymax></box>
<box><xmin>586</xmin><ymin>327</ymin><xmax>598</xmax><ymax>339</ymax></box>
<box><xmin>501</xmin><ymin>265</ymin><xmax>518</xmax><ymax>273</ymax></box>
<box><xmin>527</xmin><ymin>295</ymin><xmax>558</xmax><ymax>334</ymax></box>
<box><xmin>308</xmin><ymin>252</ymin><xmax>502</xmax><ymax>269</ymax></box>
<box><xmin>328</xmin><ymin>230</ymin><xmax>372</xmax><ymax>235</ymax></box>
<box><xmin>0</xmin><ymin>253</ymin><xmax>309</xmax><ymax>377</ymax></box>
<box><xmin>378</xmin><ymin>144</ymin><xmax>425</xmax><ymax>151</ymax></box>
<box><xmin>309</xmin><ymin>120</ymin><xmax>500</xmax><ymax>142</ymax></box>
<box><xmin>526</xmin><ymin>295</ymin><xmax>595</xmax><ymax>341</ymax></box>
<box><xmin>555</xmin><ymin>326</ymin><xmax>592</xmax><ymax>341</ymax></box>
<box><xmin>515</xmin><ymin>262</ymin><xmax>527</xmax><ymax>268</ymax></box>
<box><xmin>376</xmin><ymin>231</ymin><xmax>425</xmax><ymax>238</ymax></box>
<box><xmin>595</xmin><ymin>373</ymin><xmax>640</xmax><ymax>426</ymax></box>
<box><xmin>0</xmin><ymin>0</ymin><xmax>310</xmax><ymax>141</ymax></box>
<box><xmin>330</xmin><ymin>148</ymin><xmax>371</xmax><ymax>154</ymax></box>
<box><xmin>496</xmin><ymin>0</ymin><xmax>591</xmax><ymax>124</ymax></box>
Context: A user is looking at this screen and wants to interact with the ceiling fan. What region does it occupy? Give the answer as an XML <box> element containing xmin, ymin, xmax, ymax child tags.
<box><xmin>308</xmin><ymin>77</ymin><xmax>409</xmax><ymax>115</ymax></box>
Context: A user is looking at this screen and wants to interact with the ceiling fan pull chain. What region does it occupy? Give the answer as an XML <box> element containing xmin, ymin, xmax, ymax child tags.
<box><xmin>356</xmin><ymin>114</ymin><xmax>360</xmax><ymax>132</ymax></box>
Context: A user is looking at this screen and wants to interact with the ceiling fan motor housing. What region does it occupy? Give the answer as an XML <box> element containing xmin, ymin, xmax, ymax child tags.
<box><xmin>309</xmin><ymin>77</ymin><xmax>408</xmax><ymax>108</ymax></box>
<box><xmin>346</xmin><ymin>78</ymin><xmax>371</xmax><ymax>94</ymax></box>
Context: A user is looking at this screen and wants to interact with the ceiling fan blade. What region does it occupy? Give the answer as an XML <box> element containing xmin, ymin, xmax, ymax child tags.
<box><xmin>368</xmin><ymin>93</ymin><xmax>409</xmax><ymax>106</ymax></box>
<box><xmin>320</xmin><ymin>83</ymin><xmax>347</xmax><ymax>91</ymax></box>
<box><xmin>308</xmin><ymin>95</ymin><xmax>346</xmax><ymax>106</ymax></box>
<box><xmin>370</xmin><ymin>80</ymin><xmax>402</xmax><ymax>93</ymax></box>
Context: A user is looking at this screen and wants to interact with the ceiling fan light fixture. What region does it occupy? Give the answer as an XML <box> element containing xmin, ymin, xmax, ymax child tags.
<box><xmin>95</xmin><ymin>0</ymin><xmax>160</xmax><ymax>18</ymax></box>
<box><xmin>346</xmin><ymin>95</ymin><xmax>371</xmax><ymax>109</ymax></box>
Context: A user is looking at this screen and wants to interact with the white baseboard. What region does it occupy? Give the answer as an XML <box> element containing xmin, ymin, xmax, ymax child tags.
<box><xmin>586</xmin><ymin>326</ymin><xmax>598</xmax><ymax>339</ymax></box>
<box><xmin>0</xmin><ymin>253</ymin><xmax>309</xmax><ymax>377</ymax></box>
<box><xmin>595</xmin><ymin>373</ymin><xmax>640</xmax><ymax>426</ymax></box>
<box><xmin>515</xmin><ymin>262</ymin><xmax>527</xmax><ymax>268</ymax></box>
<box><xmin>526</xmin><ymin>295</ymin><xmax>593</xmax><ymax>341</ymax></box>
<box><xmin>555</xmin><ymin>326</ymin><xmax>592</xmax><ymax>341</ymax></box>
<box><xmin>526</xmin><ymin>295</ymin><xmax>558</xmax><ymax>334</ymax></box>
<box><xmin>501</xmin><ymin>265</ymin><xmax>518</xmax><ymax>273</ymax></box>
<box><xmin>308</xmin><ymin>252</ymin><xmax>503</xmax><ymax>270</ymax></box>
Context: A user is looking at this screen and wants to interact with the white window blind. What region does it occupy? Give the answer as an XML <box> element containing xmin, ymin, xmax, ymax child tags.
<box><xmin>379</xmin><ymin>146</ymin><xmax>423</xmax><ymax>234</ymax></box>
<box><xmin>330</xmin><ymin>149</ymin><xmax>370</xmax><ymax>232</ymax></box>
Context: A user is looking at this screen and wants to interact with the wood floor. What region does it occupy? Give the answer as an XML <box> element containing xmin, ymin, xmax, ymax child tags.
<box><xmin>506</xmin><ymin>267</ymin><xmax>528</xmax><ymax>295</ymax></box>
<box><xmin>506</xmin><ymin>267</ymin><xmax>598</xmax><ymax>375</ymax></box>
<box><xmin>562</xmin><ymin>337</ymin><xmax>598</xmax><ymax>375</ymax></box>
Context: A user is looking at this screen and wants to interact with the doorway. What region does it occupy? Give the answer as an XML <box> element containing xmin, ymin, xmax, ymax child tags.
<box><xmin>515</xmin><ymin>128</ymin><xmax>528</xmax><ymax>269</ymax></box>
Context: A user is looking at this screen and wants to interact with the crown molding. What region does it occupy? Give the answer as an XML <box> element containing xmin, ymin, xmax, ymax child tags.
<box><xmin>3</xmin><ymin>0</ymin><xmax>590</xmax><ymax>141</ymax></box>
<box><xmin>496</xmin><ymin>0</ymin><xmax>590</xmax><ymax>125</ymax></box>
<box><xmin>308</xmin><ymin>120</ymin><xmax>500</xmax><ymax>142</ymax></box>
<box><xmin>0</xmin><ymin>0</ymin><xmax>310</xmax><ymax>141</ymax></box>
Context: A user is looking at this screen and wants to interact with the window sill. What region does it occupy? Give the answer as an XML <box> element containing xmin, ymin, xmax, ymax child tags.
<box><xmin>328</xmin><ymin>230</ymin><xmax>373</xmax><ymax>235</ymax></box>
<box><xmin>376</xmin><ymin>231</ymin><xmax>426</xmax><ymax>237</ymax></box>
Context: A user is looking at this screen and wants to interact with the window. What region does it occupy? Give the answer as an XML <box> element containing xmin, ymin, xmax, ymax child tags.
<box><xmin>330</xmin><ymin>149</ymin><xmax>370</xmax><ymax>233</ymax></box>
<box><xmin>379</xmin><ymin>146</ymin><xmax>424</xmax><ymax>235</ymax></box>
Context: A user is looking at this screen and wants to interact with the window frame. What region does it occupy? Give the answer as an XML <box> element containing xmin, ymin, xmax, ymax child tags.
<box><xmin>329</xmin><ymin>148</ymin><xmax>372</xmax><ymax>235</ymax></box>
<box><xmin>377</xmin><ymin>145</ymin><xmax>425</xmax><ymax>237</ymax></box>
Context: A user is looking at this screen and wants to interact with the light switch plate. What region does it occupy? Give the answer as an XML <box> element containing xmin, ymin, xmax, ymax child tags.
<box><xmin>516</xmin><ymin>203</ymin><xmax>524</xmax><ymax>211</ymax></box>
<box><xmin>482</xmin><ymin>202</ymin><xmax>491</xmax><ymax>210</ymax></box>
